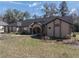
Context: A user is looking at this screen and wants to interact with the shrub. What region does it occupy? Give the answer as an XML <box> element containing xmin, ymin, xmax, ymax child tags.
<box><xmin>16</xmin><ymin>30</ymin><xmax>31</xmax><ymax>35</ymax></box>
<box><xmin>64</xmin><ymin>35</ymin><xmax>71</xmax><ymax>39</ymax></box>
<box><xmin>20</xmin><ymin>30</ymin><xmax>31</xmax><ymax>35</ymax></box>
<box><xmin>49</xmin><ymin>36</ymin><xmax>55</xmax><ymax>40</ymax></box>
<box><xmin>72</xmin><ymin>34</ymin><xmax>76</xmax><ymax>37</ymax></box>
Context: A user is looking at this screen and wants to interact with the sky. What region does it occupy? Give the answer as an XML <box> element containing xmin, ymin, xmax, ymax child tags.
<box><xmin>0</xmin><ymin>1</ymin><xmax>79</xmax><ymax>16</ymax></box>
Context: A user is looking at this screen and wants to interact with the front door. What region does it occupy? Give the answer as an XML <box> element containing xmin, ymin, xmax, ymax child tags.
<box><xmin>33</xmin><ymin>27</ymin><xmax>41</xmax><ymax>34</ymax></box>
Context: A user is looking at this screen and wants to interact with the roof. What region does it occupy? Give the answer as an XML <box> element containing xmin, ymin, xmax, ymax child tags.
<box><xmin>44</xmin><ymin>16</ymin><xmax>73</xmax><ymax>25</ymax></box>
<box><xmin>7</xmin><ymin>16</ymin><xmax>73</xmax><ymax>27</ymax></box>
<box><xmin>22</xmin><ymin>16</ymin><xmax>73</xmax><ymax>26</ymax></box>
<box><xmin>21</xmin><ymin>18</ymin><xmax>45</xmax><ymax>26</ymax></box>
<box><xmin>0</xmin><ymin>21</ymin><xmax>8</xmax><ymax>26</ymax></box>
<box><xmin>8</xmin><ymin>23</ymin><xmax>17</xmax><ymax>26</ymax></box>
<box><xmin>8</xmin><ymin>22</ymin><xmax>22</xmax><ymax>27</ymax></box>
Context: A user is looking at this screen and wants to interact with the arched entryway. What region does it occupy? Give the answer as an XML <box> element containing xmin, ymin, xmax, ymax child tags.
<box><xmin>33</xmin><ymin>27</ymin><xmax>41</xmax><ymax>34</ymax></box>
<box><xmin>30</xmin><ymin>22</ymin><xmax>42</xmax><ymax>35</ymax></box>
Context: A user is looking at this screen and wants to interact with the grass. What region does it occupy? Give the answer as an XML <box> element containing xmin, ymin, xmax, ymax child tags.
<box><xmin>0</xmin><ymin>34</ymin><xmax>79</xmax><ymax>58</ymax></box>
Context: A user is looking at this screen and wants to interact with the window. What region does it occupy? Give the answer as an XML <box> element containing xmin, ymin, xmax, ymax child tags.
<box><xmin>49</xmin><ymin>27</ymin><xmax>51</xmax><ymax>29</ymax></box>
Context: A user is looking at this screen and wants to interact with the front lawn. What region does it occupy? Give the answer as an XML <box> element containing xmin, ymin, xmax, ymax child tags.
<box><xmin>0</xmin><ymin>34</ymin><xmax>79</xmax><ymax>58</ymax></box>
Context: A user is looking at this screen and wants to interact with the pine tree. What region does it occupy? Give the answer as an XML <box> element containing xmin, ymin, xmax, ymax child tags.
<box><xmin>59</xmin><ymin>1</ymin><xmax>68</xmax><ymax>16</ymax></box>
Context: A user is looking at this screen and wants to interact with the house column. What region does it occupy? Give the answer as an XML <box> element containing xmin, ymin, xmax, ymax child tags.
<box><xmin>53</xmin><ymin>21</ymin><xmax>55</xmax><ymax>38</ymax></box>
<box><xmin>60</xmin><ymin>20</ymin><xmax>62</xmax><ymax>39</ymax></box>
<box><xmin>4</xmin><ymin>26</ymin><xmax>6</xmax><ymax>33</ymax></box>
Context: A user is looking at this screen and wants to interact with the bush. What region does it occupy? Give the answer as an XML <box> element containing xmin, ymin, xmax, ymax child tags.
<box><xmin>15</xmin><ymin>32</ymin><xmax>19</xmax><ymax>34</ymax></box>
<box><xmin>21</xmin><ymin>30</ymin><xmax>31</xmax><ymax>35</ymax></box>
<box><xmin>72</xmin><ymin>34</ymin><xmax>76</xmax><ymax>37</ymax></box>
<box><xmin>16</xmin><ymin>30</ymin><xmax>31</xmax><ymax>35</ymax></box>
<box><xmin>64</xmin><ymin>35</ymin><xmax>71</xmax><ymax>39</ymax></box>
<box><xmin>49</xmin><ymin>36</ymin><xmax>55</xmax><ymax>40</ymax></box>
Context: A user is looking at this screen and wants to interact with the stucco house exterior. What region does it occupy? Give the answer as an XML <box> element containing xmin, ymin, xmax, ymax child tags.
<box><xmin>1</xmin><ymin>16</ymin><xmax>73</xmax><ymax>38</ymax></box>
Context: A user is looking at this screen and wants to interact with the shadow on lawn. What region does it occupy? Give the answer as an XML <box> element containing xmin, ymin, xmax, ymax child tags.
<box><xmin>31</xmin><ymin>35</ymin><xmax>79</xmax><ymax>45</ymax></box>
<box><xmin>30</xmin><ymin>34</ymin><xmax>68</xmax><ymax>41</ymax></box>
<box><xmin>31</xmin><ymin>35</ymin><xmax>42</xmax><ymax>39</ymax></box>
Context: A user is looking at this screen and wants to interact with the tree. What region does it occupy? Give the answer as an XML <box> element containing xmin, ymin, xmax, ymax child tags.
<box><xmin>49</xmin><ymin>2</ymin><xmax>58</xmax><ymax>16</ymax></box>
<box><xmin>59</xmin><ymin>1</ymin><xmax>69</xmax><ymax>16</ymax></box>
<box><xmin>32</xmin><ymin>14</ymin><xmax>41</xmax><ymax>19</ymax></box>
<box><xmin>70</xmin><ymin>9</ymin><xmax>78</xmax><ymax>24</ymax></box>
<box><xmin>42</xmin><ymin>2</ymin><xmax>50</xmax><ymax>17</ymax></box>
<box><xmin>42</xmin><ymin>2</ymin><xmax>58</xmax><ymax>17</ymax></box>
<box><xmin>70</xmin><ymin>9</ymin><xmax>79</xmax><ymax>32</ymax></box>
<box><xmin>74</xmin><ymin>23</ymin><xmax>79</xmax><ymax>32</ymax></box>
<box><xmin>16</xmin><ymin>11</ymin><xmax>30</xmax><ymax>21</ymax></box>
<box><xmin>3</xmin><ymin>9</ymin><xmax>30</xmax><ymax>24</ymax></box>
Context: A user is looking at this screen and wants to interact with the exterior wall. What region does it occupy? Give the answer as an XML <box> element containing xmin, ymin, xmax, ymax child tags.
<box><xmin>4</xmin><ymin>26</ymin><xmax>30</xmax><ymax>33</ymax></box>
<box><xmin>2</xmin><ymin>19</ymin><xmax>71</xmax><ymax>37</ymax></box>
<box><xmin>32</xmin><ymin>24</ymin><xmax>42</xmax><ymax>30</ymax></box>
<box><xmin>13</xmin><ymin>27</ymin><xmax>17</xmax><ymax>32</ymax></box>
<box><xmin>61</xmin><ymin>21</ymin><xmax>70</xmax><ymax>37</ymax></box>
<box><xmin>0</xmin><ymin>26</ymin><xmax>4</xmax><ymax>33</ymax></box>
<box><xmin>54</xmin><ymin>19</ymin><xmax>60</xmax><ymax>37</ymax></box>
<box><xmin>47</xmin><ymin>21</ymin><xmax>54</xmax><ymax>36</ymax></box>
<box><xmin>4</xmin><ymin>26</ymin><xmax>18</xmax><ymax>33</ymax></box>
<box><xmin>8</xmin><ymin>26</ymin><xmax>17</xmax><ymax>32</ymax></box>
<box><xmin>4</xmin><ymin>26</ymin><xmax>8</xmax><ymax>32</ymax></box>
<box><xmin>46</xmin><ymin>19</ymin><xmax>71</xmax><ymax>38</ymax></box>
<box><xmin>23</xmin><ymin>26</ymin><xmax>30</xmax><ymax>32</ymax></box>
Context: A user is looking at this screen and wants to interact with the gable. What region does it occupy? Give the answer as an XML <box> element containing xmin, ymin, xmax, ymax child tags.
<box><xmin>45</xmin><ymin>17</ymin><xmax>73</xmax><ymax>25</ymax></box>
<box><xmin>54</xmin><ymin>19</ymin><xmax>61</xmax><ymax>27</ymax></box>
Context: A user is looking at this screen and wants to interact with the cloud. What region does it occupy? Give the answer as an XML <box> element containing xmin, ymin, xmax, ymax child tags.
<box><xmin>69</xmin><ymin>8</ymin><xmax>78</xmax><ymax>15</ymax></box>
<box><xmin>7</xmin><ymin>1</ymin><xmax>25</xmax><ymax>5</ymax></box>
<box><xmin>28</xmin><ymin>2</ymin><xmax>41</xmax><ymax>7</ymax></box>
<box><xmin>6</xmin><ymin>1</ymin><xmax>41</xmax><ymax>8</ymax></box>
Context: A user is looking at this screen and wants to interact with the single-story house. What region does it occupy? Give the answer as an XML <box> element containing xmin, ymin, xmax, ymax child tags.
<box><xmin>0</xmin><ymin>21</ymin><xmax>8</xmax><ymax>33</ymax></box>
<box><xmin>1</xmin><ymin>16</ymin><xmax>73</xmax><ymax>38</ymax></box>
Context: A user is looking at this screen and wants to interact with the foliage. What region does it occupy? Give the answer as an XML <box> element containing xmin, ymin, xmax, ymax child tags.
<box><xmin>72</xmin><ymin>33</ymin><xmax>76</xmax><ymax>37</ymax></box>
<box><xmin>32</xmin><ymin>14</ymin><xmax>40</xmax><ymax>19</ymax></box>
<box><xmin>3</xmin><ymin>9</ymin><xmax>30</xmax><ymax>24</ymax></box>
<box><xmin>42</xmin><ymin>2</ymin><xmax>58</xmax><ymax>17</ymax></box>
<box><xmin>19</xmin><ymin>30</ymin><xmax>31</xmax><ymax>35</ymax></box>
<box><xmin>59</xmin><ymin>1</ymin><xmax>69</xmax><ymax>16</ymax></box>
<box><xmin>42</xmin><ymin>2</ymin><xmax>49</xmax><ymax>17</ymax></box>
<box><xmin>74</xmin><ymin>23</ymin><xmax>79</xmax><ymax>32</ymax></box>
